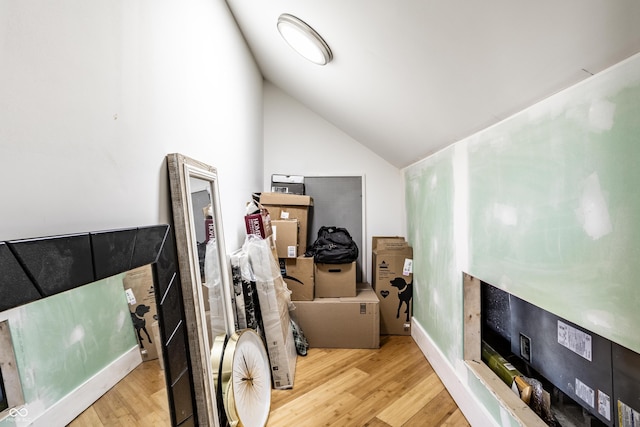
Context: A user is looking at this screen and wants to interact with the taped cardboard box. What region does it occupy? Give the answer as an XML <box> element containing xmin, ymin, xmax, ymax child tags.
<box><xmin>259</xmin><ymin>192</ymin><xmax>313</xmax><ymax>254</ymax></box>
<box><xmin>280</xmin><ymin>256</ymin><xmax>314</xmax><ymax>301</ymax></box>
<box><xmin>371</xmin><ymin>236</ymin><xmax>405</xmax><ymax>253</ymax></box>
<box><xmin>291</xmin><ymin>283</ymin><xmax>379</xmax><ymax>349</ymax></box>
<box><xmin>315</xmin><ymin>261</ymin><xmax>356</xmax><ymax>298</ymax></box>
<box><xmin>272</xmin><ymin>219</ymin><xmax>299</xmax><ymax>258</ymax></box>
<box><xmin>371</xmin><ymin>237</ymin><xmax>410</xmax><ymax>288</ymax></box>
<box><xmin>123</xmin><ymin>265</ymin><xmax>159</xmax><ymax>361</ymax></box>
<box><xmin>372</xmin><ymin>237</ymin><xmax>413</xmax><ymax>335</ymax></box>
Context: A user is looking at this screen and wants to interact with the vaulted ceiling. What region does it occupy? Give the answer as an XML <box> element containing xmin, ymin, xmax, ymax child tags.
<box><xmin>226</xmin><ymin>1</ymin><xmax>640</xmax><ymax>168</ymax></box>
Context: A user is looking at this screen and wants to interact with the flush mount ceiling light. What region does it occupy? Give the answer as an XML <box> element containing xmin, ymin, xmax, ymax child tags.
<box><xmin>277</xmin><ymin>13</ymin><xmax>333</xmax><ymax>65</ymax></box>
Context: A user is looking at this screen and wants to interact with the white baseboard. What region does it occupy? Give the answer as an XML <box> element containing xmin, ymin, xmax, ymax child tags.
<box><xmin>411</xmin><ymin>318</ymin><xmax>498</xmax><ymax>427</ymax></box>
<box><xmin>27</xmin><ymin>346</ymin><xmax>142</xmax><ymax>427</ymax></box>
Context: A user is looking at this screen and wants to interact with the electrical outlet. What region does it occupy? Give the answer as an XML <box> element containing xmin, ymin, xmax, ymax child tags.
<box><xmin>520</xmin><ymin>333</ymin><xmax>531</xmax><ymax>362</ymax></box>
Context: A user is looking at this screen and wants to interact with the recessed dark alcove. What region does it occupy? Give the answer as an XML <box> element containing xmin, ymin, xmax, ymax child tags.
<box><xmin>468</xmin><ymin>275</ymin><xmax>640</xmax><ymax>427</ymax></box>
<box><xmin>464</xmin><ymin>273</ymin><xmax>640</xmax><ymax>427</ymax></box>
<box><xmin>0</xmin><ymin>225</ymin><xmax>197</xmax><ymax>427</ymax></box>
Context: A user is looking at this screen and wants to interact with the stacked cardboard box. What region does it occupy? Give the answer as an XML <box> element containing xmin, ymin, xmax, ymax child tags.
<box><xmin>279</xmin><ymin>257</ymin><xmax>314</xmax><ymax>301</ymax></box>
<box><xmin>259</xmin><ymin>193</ymin><xmax>315</xmax><ymax>301</ymax></box>
<box><xmin>260</xmin><ymin>193</ymin><xmax>313</xmax><ymax>254</ymax></box>
<box><xmin>272</xmin><ymin>219</ymin><xmax>299</xmax><ymax>258</ymax></box>
<box><xmin>291</xmin><ymin>282</ymin><xmax>379</xmax><ymax>349</ymax></box>
<box><xmin>259</xmin><ymin>192</ymin><xmax>376</xmax><ymax>348</ymax></box>
<box><xmin>372</xmin><ymin>236</ymin><xmax>414</xmax><ymax>335</ymax></box>
<box><xmin>314</xmin><ymin>261</ymin><xmax>356</xmax><ymax>298</ymax></box>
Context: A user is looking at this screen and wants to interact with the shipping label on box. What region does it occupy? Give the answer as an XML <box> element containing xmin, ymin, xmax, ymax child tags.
<box><xmin>272</xmin><ymin>219</ymin><xmax>298</xmax><ymax>258</ymax></box>
<box><xmin>373</xmin><ymin>244</ymin><xmax>413</xmax><ymax>335</ymax></box>
<box><xmin>315</xmin><ymin>262</ymin><xmax>356</xmax><ymax>298</ymax></box>
<box><xmin>123</xmin><ymin>265</ymin><xmax>159</xmax><ymax>361</ymax></box>
<box><xmin>280</xmin><ymin>256</ymin><xmax>314</xmax><ymax>301</ymax></box>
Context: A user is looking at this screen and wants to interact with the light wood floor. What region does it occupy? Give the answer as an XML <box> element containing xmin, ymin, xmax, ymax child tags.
<box><xmin>69</xmin><ymin>336</ymin><xmax>469</xmax><ymax>426</ymax></box>
<box><xmin>68</xmin><ymin>359</ymin><xmax>171</xmax><ymax>426</ymax></box>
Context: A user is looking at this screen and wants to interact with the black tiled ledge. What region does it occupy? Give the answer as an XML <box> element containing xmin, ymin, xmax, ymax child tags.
<box><xmin>0</xmin><ymin>225</ymin><xmax>170</xmax><ymax>312</ymax></box>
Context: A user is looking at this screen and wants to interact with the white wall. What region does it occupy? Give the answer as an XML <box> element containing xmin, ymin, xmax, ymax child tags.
<box><xmin>0</xmin><ymin>0</ymin><xmax>263</xmax><ymax>251</ymax></box>
<box><xmin>263</xmin><ymin>82</ymin><xmax>405</xmax><ymax>282</ymax></box>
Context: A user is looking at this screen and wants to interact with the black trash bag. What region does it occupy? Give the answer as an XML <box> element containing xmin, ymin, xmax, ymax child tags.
<box><xmin>304</xmin><ymin>226</ymin><xmax>359</xmax><ymax>264</ymax></box>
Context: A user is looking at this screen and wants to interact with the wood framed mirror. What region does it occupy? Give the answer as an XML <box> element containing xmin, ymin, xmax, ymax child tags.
<box><xmin>167</xmin><ymin>153</ymin><xmax>235</xmax><ymax>427</ymax></box>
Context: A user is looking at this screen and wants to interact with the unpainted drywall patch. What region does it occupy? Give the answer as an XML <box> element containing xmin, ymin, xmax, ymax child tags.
<box><xmin>68</xmin><ymin>325</ymin><xmax>85</xmax><ymax>346</ymax></box>
<box><xmin>588</xmin><ymin>99</ymin><xmax>616</xmax><ymax>132</ymax></box>
<box><xmin>584</xmin><ymin>309</ymin><xmax>613</xmax><ymax>332</ymax></box>
<box><xmin>430</xmin><ymin>237</ymin><xmax>439</xmax><ymax>259</ymax></box>
<box><xmin>493</xmin><ymin>203</ymin><xmax>518</xmax><ymax>226</ymax></box>
<box><xmin>116</xmin><ymin>309</ymin><xmax>128</xmax><ymax>331</ymax></box>
<box><xmin>576</xmin><ymin>173</ymin><xmax>612</xmax><ymax>240</ymax></box>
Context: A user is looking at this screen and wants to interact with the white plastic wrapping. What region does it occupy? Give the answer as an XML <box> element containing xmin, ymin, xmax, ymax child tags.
<box><xmin>204</xmin><ymin>238</ymin><xmax>226</xmax><ymax>339</ymax></box>
<box><xmin>243</xmin><ymin>234</ymin><xmax>297</xmax><ymax>389</ymax></box>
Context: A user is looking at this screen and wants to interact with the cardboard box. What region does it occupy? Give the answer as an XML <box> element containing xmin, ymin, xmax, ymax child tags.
<box><xmin>272</xmin><ymin>219</ymin><xmax>299</xmax><ymax>258</ymax></box>
<box><xmin>280</xmin><ymin>256</ymin><xmax>314</xmax><ymax>301</ymax></box>
<box><xmin>260</xmin><ymin>192</ymin><xmax>311</xmax><ymax>205</ymax></box>
<box><xmin>123</xmin><ymin>265</ymin><xmax>159</xmax><ymax>361</ymax></box>
<box><xmin>291</xmin><ymin>283</ymin><xmax>379</xmax><ymax>349</ymax></box>
<box><xmin>371</xmin><ymin>236</ymin><xmax>405</xmax><ymax>254</ymax></box>
<box><xmin>371</xmin><ymin>237</ymin><xmax>409</xmax><ymax>288</ymax></box>
<box><xmin>260</xmin><ymin>193</ymin><xmax>313</xmax><ymax>254</ymax></box>
<box><xmin>372</xmin><ymin>237</ymin><xmax>413</xmax><ymax>335</ymax></box>
<box><xmin>315</xmin><ymin>261</ymin><xmax>356</xmax><ymax>298</ymax></box>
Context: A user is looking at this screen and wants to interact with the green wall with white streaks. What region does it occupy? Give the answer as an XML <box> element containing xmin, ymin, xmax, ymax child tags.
<box><xmin>405</xmin><ymin>53</ymin><xmax>640</xmax><ymax>424</ymax></box>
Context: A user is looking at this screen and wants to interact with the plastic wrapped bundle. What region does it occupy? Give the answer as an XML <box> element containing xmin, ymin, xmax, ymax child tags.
<box><xmin>230</xmin><ymin>248</ymin><xmax>264</xmax><ymax>334</ymax></box>
<box><xmin>230</xmin><ymin>250</ymin><xmax>248</xmax><ymax>329</ymax></box>
<box><xmin>205</xmin><ymin>239</ymin><xmax>227</xmax><ymax>339</ymax></box>
<box><xmin>244</xmin><ymin>234</ymin><xmax>297</xmax><ymax>389</ymax></box>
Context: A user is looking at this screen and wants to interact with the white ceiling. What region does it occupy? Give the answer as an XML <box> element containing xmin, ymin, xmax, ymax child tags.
<box><xmin>225</xmin><ymin>1</ymin><xmax>640</xmax><ymax>168</ymax></box>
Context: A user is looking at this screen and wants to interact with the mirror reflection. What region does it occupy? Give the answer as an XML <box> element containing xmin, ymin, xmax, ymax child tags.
<box><xmin>189</xmin><ymin>176</ymin><xmax>228</xmax><ymax>344</ymax></box>
<box><xmin>59</xmin><ymin>264</ymin><xmax>173</xmax><ymax>426</ymax></box>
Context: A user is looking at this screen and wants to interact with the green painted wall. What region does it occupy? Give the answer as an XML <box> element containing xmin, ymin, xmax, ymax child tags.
<box><xmin>405</xmin><ymin>53</ymin><xmax>640</xmax><ymax>423</ymax></box>
<box><xmin>1</xmin><ymin>273</ymin><xmax>136</xmax><ymax>425</ymax></box>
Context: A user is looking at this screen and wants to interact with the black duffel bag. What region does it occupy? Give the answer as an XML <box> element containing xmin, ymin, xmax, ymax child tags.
<box><xmin>305</xmin><ymin>226</ymin><xmax>359</xmax><ymax>264</ymax></box>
